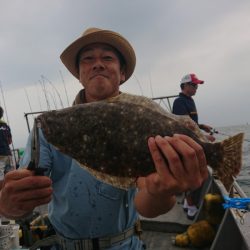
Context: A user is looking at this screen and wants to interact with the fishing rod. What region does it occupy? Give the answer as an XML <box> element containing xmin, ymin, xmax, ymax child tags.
<box><xmin>41</xmin><ymin>75</ymin><xmax>64</xmax><ymax>109</ymax></box>
<box><xmin>0</xmin><ymin>82</ymin><xmax>18</xmax><ymax>167</ymax></box>
<box><xmin>59</xmin><ymin>70</ymin><xmax>70</xmax><ymax>107</ymax></box>
<box><xmin>133</xmin><ymin>75</ymin><xmax>144</xmax><ymax>96</ymax></box>
<box><xmin>39</xmin><ymin>79</ymin><xmax>51</xmax><ymax>111</ymax></box>
<box><xmin>148</xmin><ymin>72</ymin><xmax>154</xmax><ymax>98</ymax></box>
<box><xmin>24</xmin><ymin>88</ymin><xmax>34</xmax><ymax>115</ymax></box>
<box><xmin>210</xmin><ymin>128</ymin><xmax>250</xmax><ymax>143</ymax></box>
<box><xmin>35</xmin><ymin>82</ymin><xmax>43</xmax><ymax>111</ymax></box>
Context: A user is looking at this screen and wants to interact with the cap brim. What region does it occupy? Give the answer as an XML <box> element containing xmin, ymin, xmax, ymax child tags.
<box><xmin>60</xmin><ymin>30</ymin><xmax>136</xmax><ymax>84</ymax></box>
<box><xmin>193</xmin><ymin>80</ymin><xmax>204</xmax><ymax>84</ymax></box>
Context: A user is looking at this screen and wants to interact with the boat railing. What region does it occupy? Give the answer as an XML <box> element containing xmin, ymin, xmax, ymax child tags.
<box><xmin>152</xmin><ymin>95</ymin><xmax>178</xmax><ymax>112</ymax></box>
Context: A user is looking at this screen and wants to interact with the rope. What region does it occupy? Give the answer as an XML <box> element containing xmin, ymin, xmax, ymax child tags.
<box><xmin>223</xmin><ymin>196</ymin><xmax>250</xmax><ymax>210</ymax></box>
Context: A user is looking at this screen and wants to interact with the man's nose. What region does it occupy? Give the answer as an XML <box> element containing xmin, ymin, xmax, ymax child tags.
<box><xmin>92</xmin><ymin>58</ymin><xmax>105</xmax><ymax>70</ymax></box>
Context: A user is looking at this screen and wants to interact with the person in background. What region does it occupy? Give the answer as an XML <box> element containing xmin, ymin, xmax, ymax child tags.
<box><xmin>0</xmin><ymin>106</ymin><xmax>13</xmax><ymax>182</ymax></box>
<box><xmin>172</xmin><ymin>73</ymin><xmax>215</xmax><ymax>142</ymax></box>
<box><xmin>172</xmin><ymin>73</ymin><xmax>215</xmax><ymax>220</ymax></box>
<box><xmin>0</xmin><ymin>28</ymin><xmax>208</xmax><ymax>250</ymax></box>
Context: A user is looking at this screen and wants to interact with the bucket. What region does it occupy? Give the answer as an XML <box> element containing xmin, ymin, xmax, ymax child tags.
<box><xmin>0</xmin><ymin>157</ymin><xmax>5</xmax><ymax>181</ymax></box>
<box><xmin>0</xmin><ymin>225</ymin><xmax>12</xmax><ymax>250</ymax></box>
<box><xmin>10</xmin><ymin>224</ymin><xmax>20</xmax><ymax>248</ymax></box>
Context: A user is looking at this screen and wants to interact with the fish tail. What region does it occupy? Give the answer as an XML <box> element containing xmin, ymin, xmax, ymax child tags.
<box><xmin>210</xmin><ymin>133</ymin><xmax>244</xmax><ymax>189</ymax></box>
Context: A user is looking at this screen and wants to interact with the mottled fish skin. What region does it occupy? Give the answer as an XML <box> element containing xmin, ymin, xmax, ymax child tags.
<box><xmin>37</xmin><ymin>94</ymin><xmax>244</xmax><ymax>190</ymax></box>
<box><xmin>109</xmin><ymin>93</ymin><xmax>208</xmax><ymax>142</ymax></box>
<box><xmin>39</xmin><ymin>101</ymin><xmax>190</xmax><ymax>177</ymax></box>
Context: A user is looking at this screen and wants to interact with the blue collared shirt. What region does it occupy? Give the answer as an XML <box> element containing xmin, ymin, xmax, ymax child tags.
<box><xmin>20</xmin><ymin>129</ymin><xmax>144</xmax><ymax>249</ymax></box>
<box><xmin>172</xmin><ymin>93</ymin><xmax>198</xmax><ymax>123</ymax></box>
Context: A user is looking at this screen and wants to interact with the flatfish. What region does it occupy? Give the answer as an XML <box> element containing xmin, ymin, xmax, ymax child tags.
<box><xmin>37</xmin><ymin>94</ymin><xmax>244</xmax><ymax>190</ymax></box>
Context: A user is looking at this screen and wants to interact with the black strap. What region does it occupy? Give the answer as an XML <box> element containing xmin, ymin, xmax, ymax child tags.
<box><xmin>57</xmin><ymin>224</ymin><xmax>137</xmax><ymax>249</ymax></box>
<box><xmin>29</xmin><ymin>235</ymin><xmax>59</xmax><ymax>250</ymax></box>
<box><xmin>92</xmin><ymin>238</ymin><xmax>100</xmax><ymax>250</ymax></box>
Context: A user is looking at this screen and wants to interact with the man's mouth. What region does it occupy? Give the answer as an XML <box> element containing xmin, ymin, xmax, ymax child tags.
<box><xmin>90</xmin><ymin>74</ymin><xmax>107</xmax><ymax>80</ymax></box>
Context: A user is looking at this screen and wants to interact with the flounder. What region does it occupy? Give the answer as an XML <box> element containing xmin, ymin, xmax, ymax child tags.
<box><xmin>37</xmin><ymin>93</ymin><xmax>244</xmax><ymax>190</ymax></box>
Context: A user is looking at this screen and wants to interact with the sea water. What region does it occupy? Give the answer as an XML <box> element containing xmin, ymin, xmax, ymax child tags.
<box><xmin>214</xmin><ymin>124</ymin><xmax>250</xmax><ymax>196</ymax></box>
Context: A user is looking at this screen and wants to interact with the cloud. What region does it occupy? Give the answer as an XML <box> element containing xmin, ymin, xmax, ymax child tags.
<box><xmin>1</xmin><ymin>0</ymin><xmax>250</xmax><ymax>147</ymax></box>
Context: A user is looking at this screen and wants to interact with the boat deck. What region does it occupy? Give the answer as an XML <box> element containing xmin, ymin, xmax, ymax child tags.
<box><xmin>2</xmin><ymin>176</ymin><xmax>250</xmax><ymax>250</ymax></box>
<box><xmin>140</xmin><ymin>194</ymin><xmax>204</xmax><ymax>250</ymax></box>
<box><xmin>140</xmin><ymin>177</ymin><xmax>250</xmax><ymax>250</ymax></box>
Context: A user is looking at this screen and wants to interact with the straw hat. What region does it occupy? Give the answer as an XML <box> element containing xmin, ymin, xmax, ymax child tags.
<box><xmin>60</xmin><ymin>27</ymin><xmax>136</xmax><ymax>83</ymax></box>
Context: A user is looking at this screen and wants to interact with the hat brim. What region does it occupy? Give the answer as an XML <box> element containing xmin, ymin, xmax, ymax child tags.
<box><xmin>60</xmin><ymin>30</ymin><xmax>136</xmax><ymax>84</ymax></box>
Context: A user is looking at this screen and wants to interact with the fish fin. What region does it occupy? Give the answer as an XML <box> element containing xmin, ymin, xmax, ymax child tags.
<box><xmin>79</xmin><ymin>162</ymin><xmax>135</xmax><ymax>190</ymax></box>
<box><xmin>213</xmin><ymin>133</ymin><xmax>244</xmax><ymax>190</ymax></box>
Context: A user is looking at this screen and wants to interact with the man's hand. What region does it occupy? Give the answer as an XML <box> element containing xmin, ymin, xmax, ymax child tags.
<box><xmin>135</xmin><ymin>134</ymin><xmax>208</xmax><ymax>218</ymax></box>
<box><xmin>205</xmin><ymin>134</ymin><xmax>216</xmax><ymax>142</ymax></box>
<box><xmin>199</xmin><ymin>124</ymin><xmax>213</xmax><ymax>133</ymax></box>
<box><xmin>0</xmin><ymin>169</ymin><xmax>52</xmax><ymax>219</ymax></box>
<box><xmin>146</xmin><ymin>134</ymin><xmax>208</xmax><ymax>194</ymax></box>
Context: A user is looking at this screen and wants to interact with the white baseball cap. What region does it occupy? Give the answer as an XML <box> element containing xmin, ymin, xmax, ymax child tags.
<box><xmin>180</xmin><ymin>73</ymin><xmax>204</xmax><ymax>84</ymax></box>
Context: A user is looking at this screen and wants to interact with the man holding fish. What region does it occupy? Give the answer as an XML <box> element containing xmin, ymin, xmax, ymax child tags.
<box><xmin>0</xmin><ymin>27</ymin><xmax>209</xmax><ymax>249</ymax></box>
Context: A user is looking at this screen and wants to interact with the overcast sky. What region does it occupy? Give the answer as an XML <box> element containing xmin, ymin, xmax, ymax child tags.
<box><xmin>1</xmin><ymin>0</ymin><xmax>250</xmax><ymax>148</ymax></box>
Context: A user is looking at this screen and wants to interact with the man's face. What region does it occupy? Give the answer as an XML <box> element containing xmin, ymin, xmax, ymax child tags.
<box><xmin>185</xmin><ymin>82</ymin><xmax>198</xmax><ymax>96</ymax></box>
<box><xmin>78</xmin><ymin>43</ymin><xmax>126</xmax><ymax>101</ymax></box>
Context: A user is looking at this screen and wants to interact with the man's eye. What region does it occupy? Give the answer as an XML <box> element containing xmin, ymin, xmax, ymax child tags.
<box><xmin>80</xmin><ymin>56</ymin><xmax>93</xmax><ymax>62</ymax></box>
<box><xmin>103</xmin><ymin>56</ymin><xmax>113</xmax><ymax>61</ymax></box>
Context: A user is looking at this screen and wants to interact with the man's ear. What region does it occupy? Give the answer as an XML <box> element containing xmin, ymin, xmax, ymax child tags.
<box><xmin>120</xmin><ymin>67</ymin><xmax>126</xmax><ymax>84</ymax></box>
